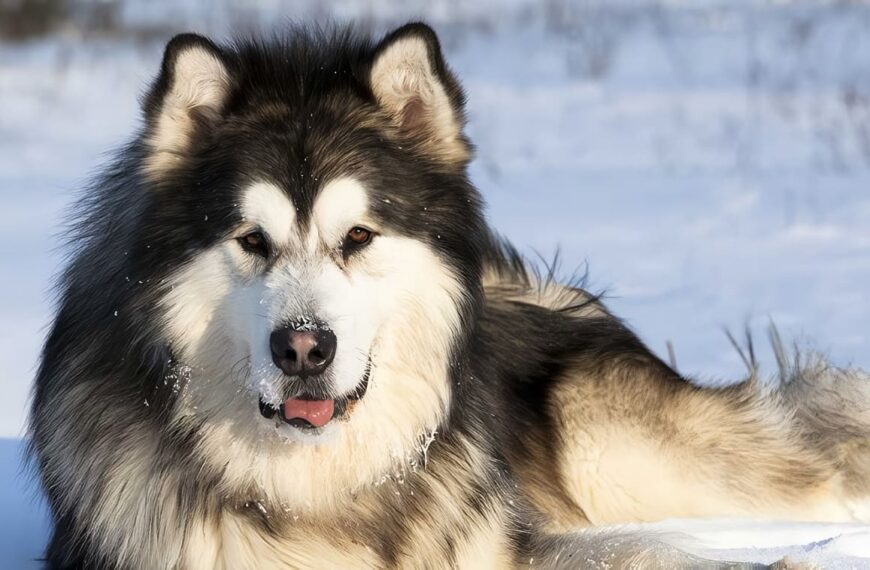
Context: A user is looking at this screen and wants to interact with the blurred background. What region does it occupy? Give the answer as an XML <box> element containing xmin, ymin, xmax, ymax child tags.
<box><xmin>1</xmin><ymin>0</ymin><xmax>870</xmax><ymax>564</ymax></box>
<box><xmin>3</xmin><ymin>0</ymin><xmax>870</xmax><ymax>442</ymax></box>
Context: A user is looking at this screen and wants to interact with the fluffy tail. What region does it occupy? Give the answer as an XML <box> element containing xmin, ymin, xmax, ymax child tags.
<box><xmin>776</xmin><ymin>352</ymin><xmax>870</xmax><ymax>499</ymax></box>
<box><xmin>729</xmin><ymin>324</ymin><xmax>870</xmax><ymax>501</ymax></box>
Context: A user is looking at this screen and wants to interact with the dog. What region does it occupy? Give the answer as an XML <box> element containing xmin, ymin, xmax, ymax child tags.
<box><xmin>29</xmin><ymin>23</ymin><xmax>869</xmax><ymax>569</ymax></box>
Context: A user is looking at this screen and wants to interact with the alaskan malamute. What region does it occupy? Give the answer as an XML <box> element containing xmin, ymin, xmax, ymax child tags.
<box><xmin>30</xmin><ymin>23</ymin><xmax>869</xmax><ymax>569</ymax></box>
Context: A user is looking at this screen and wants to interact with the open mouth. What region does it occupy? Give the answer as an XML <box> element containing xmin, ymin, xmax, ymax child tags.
<box><xmin>258</xmin><ymin>365</ymin><xmax>370</xmax><ymax>431</ymax></box>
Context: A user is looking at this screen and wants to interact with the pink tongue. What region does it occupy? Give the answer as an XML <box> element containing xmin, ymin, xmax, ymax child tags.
<box><xmin>283</xmin><ymin>398</ymin><xmax>335</xmax><ymax>428</ymax></box>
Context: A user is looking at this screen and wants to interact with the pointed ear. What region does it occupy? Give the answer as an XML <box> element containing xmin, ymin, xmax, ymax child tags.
<box><xmin>142</xmin><ymin>34</ymin><xmax>233</xmax><ymax>177</ymax></box>
<box><xmin>369</xmin><ymin>23</ymin><xmax>471</xmax><ymax>166</ymax></box>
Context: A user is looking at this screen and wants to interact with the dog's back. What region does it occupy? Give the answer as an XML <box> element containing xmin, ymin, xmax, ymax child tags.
<box><xmin>483</xmin><ymin>240</ymin><xmax>870</xmax><ymax>529</ymax></box>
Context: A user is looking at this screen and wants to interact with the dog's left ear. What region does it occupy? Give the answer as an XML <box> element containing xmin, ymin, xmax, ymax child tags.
<box><xmin>369</xmin><ymin>23</ymin><xmax>471</xmax><ymax>166</ymax></box>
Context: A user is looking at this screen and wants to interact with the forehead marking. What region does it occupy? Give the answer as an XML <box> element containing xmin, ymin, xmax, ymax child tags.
<box><xmin>241</xmin><ymin>182</ymin><xmax>296</xmax><ymax>246</ymax></box>
<box><xmin>310</xmin><ymin>177</ymin><xmax>370</xmax><ymax>248</ymax></box>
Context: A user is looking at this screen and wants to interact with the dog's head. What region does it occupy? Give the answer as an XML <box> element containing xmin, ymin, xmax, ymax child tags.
<box><xmin>131</xmin><ymin>25</ymin><xmax>484</xmax><ymax>505</ymax></box>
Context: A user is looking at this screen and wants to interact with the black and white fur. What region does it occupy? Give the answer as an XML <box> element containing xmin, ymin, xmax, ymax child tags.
<box><xmin>29</xmin><ymin>23</ymin><xmax>870</xmax><ymax>569</ymax></box>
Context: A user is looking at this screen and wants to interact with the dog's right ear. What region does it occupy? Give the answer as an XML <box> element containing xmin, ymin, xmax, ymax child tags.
<box><xmin>142</xmin><ymin>34</ymin><xmax>233</xmax><ymax>177</ymax></box>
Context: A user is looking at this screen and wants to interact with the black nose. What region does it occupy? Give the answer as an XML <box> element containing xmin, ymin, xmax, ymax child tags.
<box><xmin>269</xmin><ymin>327</ymin><xmax>337</xmax><ymax>377</ymax></box>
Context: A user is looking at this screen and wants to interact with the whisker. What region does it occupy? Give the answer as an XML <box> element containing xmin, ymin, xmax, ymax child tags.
<box><xmin>229</xmin><ymin>355</ymin><xmax>252</xmax><ymax>384</ymax></box>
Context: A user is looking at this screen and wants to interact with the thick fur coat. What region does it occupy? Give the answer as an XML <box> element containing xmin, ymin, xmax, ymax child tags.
<box><xmin>29</xmin><ymin>23</ymin><xmax>869</xmax><ymax>569</ymax></box>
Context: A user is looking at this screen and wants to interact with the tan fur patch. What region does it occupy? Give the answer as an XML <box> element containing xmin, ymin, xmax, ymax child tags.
<box><xmin>549</xmin><ymin>358</ymin><xmax>863</xmax><ymax>524</ymax></box>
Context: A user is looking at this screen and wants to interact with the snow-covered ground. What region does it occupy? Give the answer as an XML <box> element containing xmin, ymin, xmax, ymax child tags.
<box><xmin>1</xmin><ymin>0</ymin><xmax>868</xmax><ymax>566</ymax></box>
<box><xmin>0</xmin><ymin>440</ymin><xmax>49</xmax><ymax>567</ymax></box>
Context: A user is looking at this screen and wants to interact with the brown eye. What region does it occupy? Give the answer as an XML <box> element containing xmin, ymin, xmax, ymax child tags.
<box><xmin>238</xmin><ymin>231</ymin><xmax>269</xmax><ymax>258</ymax></box>
<box><xmin>346</xmin><ymin>227</ymin><xmax>373</xmax><ymax>246</ymax></box>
